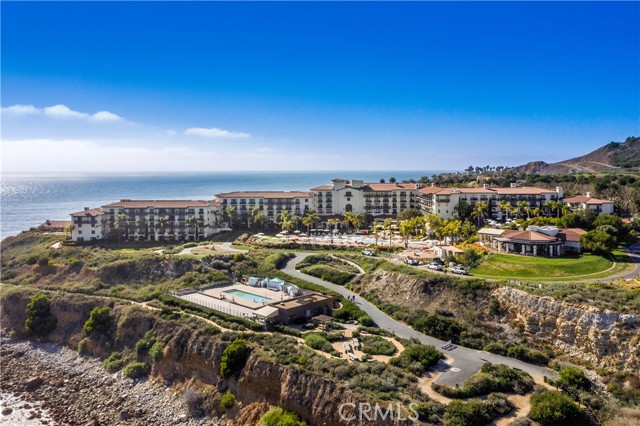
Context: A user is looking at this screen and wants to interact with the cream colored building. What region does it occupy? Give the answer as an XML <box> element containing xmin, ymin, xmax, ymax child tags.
<box><xmin>563</xmin><ymin>192</ymin><xmax>614</xmax><ymax>215</ymax></box>
<box><xmin>214</xmin><ymin>191</ymin><xmax>313</xmax><ymax>224</ymax></box>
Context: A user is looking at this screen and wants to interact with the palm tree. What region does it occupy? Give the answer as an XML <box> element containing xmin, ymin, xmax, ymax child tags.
<box><xmin>253</xmin><ymin>210</ymin><xmax>269</xmax><ymax>231</ymax></box>
<box><xmin>371</xmin><ymin>222</ymin><xmax>381</xmax><ymax>246</ymax></box>
<box><xmin>248</xmin><ymin>206</ymin><xmax>261</xmax><ymax>230</ymax></box>
<box><xmin>545</xmin><ymin>200</ymin><xmax>562</xmax><ymax>218</ymax></box>
<box><xmin>65</xmin><ymin>223</ymin><xmax>75</xmax><ymax>240</ymax></box>
<box><xmin>292</xmin><ymin>214</ymin><xmax>301</xmax><ymax>231</ymax></box>
<box><xmin>136</xmin><ymin>218</ymin><xmax>148</xmax><ymax>241</ymax></box>
<box><xmin>302</xmin><ymin>210</ymin><xmax>320</xmax><ymax>235</ymax></box>
<box><xmin>277</xmin><ymin>209</ymin><xmax>292</xmax><ymax>224</ymax></box>
<box><xmin>186</xmin><ymin>216</ymin><xmax>198</xmax><ymax>241</ymax></box>
<box><xmin>470</xmin><ymin>201</ymin><xmax>488</xmax><ymax>227</ymax></box>
<box><xmin>531</xmin><ymin>207</ymin><xmax>541</xmax><ymax>218</ymax></box>
<box><xmin>225</xmin><ymin>206</ymin><xmax>236</xmax><ymax>228</ymax></box>
<box><xmin>352</xmin><ymin>213</ymin><xmax>367</xmax><ymax>231</ymax></box>
<box><xmin>115</xmin><ymin>213</ymin><xmax>128</xmax><ymax>241</ymax></box>
<box><xmin>497</xmin><ymin>201</ymin><xmax>509</xmax><ymax>221</ymax></box>
<box><xmin>517</xmin><ymin>201</ymin><xmax>528</xmax><ymax>219</ymax></box>
<box><xmin>383</xmin><ymin>218</ymin><xmax>394</xmax><ymax>247</ymax></box>
<box><xmin>156</xmin><ymin>216</ymin><xmax>169</xmax><ymax>240</ymax></box>
<box><xmin>212</xmin><ymin>210</ymin><xmax>221</xmax><ymax>232</ymax></box>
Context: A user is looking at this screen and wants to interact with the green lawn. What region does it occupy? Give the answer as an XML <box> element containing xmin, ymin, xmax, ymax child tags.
<box><xmin>471</xmin><ymin>253</ymin><xmax>616</xmax><ymax>279</ymax></box>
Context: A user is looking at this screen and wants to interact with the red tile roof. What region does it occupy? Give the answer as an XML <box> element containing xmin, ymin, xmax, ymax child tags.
<box><xmin>563</xmin><ymin>196</ymin><xmax>613</xmax><ymax>205</ymax></box>
<box><xmin>490</xmin><ymin>187</ymin><xmax>556</xmax><ymax>195</ymax></box>
<box><xmin>558</xmin><ymin>228</ymin><xmax>587</xmax><ymax>242</ymax></box>
<box><xmin>39</xmin><ymin>220</ymin><xmax>71</xmax><ymax>229</ymax></box>
<box><xmin>500</xmin><ymin>230</ymin><xmax>558</xmax><ymax>242</ymax></box>
<box><xmin>102</xmin><ymin>200</ymin><xmax>214</xmax><ymax>208</ymax></box>
<box><xmin>216</xmin><ymin>191</ymin><xmax>312</xmax><ymax>199</ymax></box>
<box><xmin>70</xmin><ymin>208</ymin><xmax>105</xmax><ymax>217</ymax></box>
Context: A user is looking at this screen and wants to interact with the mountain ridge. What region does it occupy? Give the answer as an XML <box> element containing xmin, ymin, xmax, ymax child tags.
<box><xmin>510</xmin><ymin>136</ymin><xmax>640</xmax><ymax>174</ymax></box>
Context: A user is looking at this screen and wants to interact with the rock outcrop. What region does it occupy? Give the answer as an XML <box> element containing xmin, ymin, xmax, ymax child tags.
<box><xmin>493</xmin><ymin>287</ymin><xmax>640</xmax><ymax>370</ymax></box>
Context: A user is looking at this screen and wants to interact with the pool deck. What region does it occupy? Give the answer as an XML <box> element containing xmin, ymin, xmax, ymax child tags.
<box><xmin>200</xmin><ymin>283</ymin><xmax>293</xmax><ymax>309</ymax></box>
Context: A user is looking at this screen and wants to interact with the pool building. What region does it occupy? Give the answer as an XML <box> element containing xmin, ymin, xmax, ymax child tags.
<box><xmin>174</xmin><ymin>278</ymin><xmax>336</xmax><ymax>325</ymax></box>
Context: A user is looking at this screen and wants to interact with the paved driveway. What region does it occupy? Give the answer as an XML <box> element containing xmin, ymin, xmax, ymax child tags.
<box><xmin>282</xmin><ymin>253</ymin><xmax>557</xmax><ymax>386</ymax></box>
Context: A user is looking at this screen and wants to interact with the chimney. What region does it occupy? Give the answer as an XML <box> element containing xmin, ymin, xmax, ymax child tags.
<box><xmin>510</xmin><ymin>183</ymin><xmax>517</xmax><ymax>188</ymax></box>
<box><xmin>483</xmin><ymin>184</ymin><xmax>490</xmax><ymax>189</ymax></box>
<box><xmin>556</xmin><ymin>186</ymin><xmax>564</xmax><ymax>199</ymax></box>
<box><xmin>84</xmin><ymin>207</ymin><xmax>90</xmax><ymax>211</ymax></box>
<box><xmin>431</xmin><ymin>183</ymin><xmax>435</xmax><ymax>187</ymax></box>
<box><xmin>586</xmin><ymin>191</ymin><xmax>592</xmax><ymax>198</ymax></box>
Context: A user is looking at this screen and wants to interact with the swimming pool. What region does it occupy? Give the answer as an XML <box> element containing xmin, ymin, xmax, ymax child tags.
<box><xmin>224</xmin><ymin>289</ymin><xmax>272</xmax><ymax>303</ymax></box>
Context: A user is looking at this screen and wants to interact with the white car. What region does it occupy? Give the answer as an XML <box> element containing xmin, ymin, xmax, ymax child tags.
<box><xmin>450</xmin><ymin>266</ymin><xmax>470</xmax><ymax>275</ymax></box>
<box><xmin>362</xmin><ymin>249</ymin><xmax>376</xmax><ymax>256</ymax></box>
<box><xmin>404</xmin><ymin>258</ymin><xmax>420</xmax><ymax>266</ymax></box>
<box><xmin>427</xmin><ymin>263</ymin><xmax>443</xmax><ymax>271</ymax></box>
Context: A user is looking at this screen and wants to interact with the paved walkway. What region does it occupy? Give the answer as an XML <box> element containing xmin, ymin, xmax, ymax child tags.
<box><xmin>282</xmin><ymin>253</ymin><xmax>557</xmax><ymax>386</ymax></box>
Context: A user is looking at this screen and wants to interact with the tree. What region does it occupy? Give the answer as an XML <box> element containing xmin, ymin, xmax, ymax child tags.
<box><xmin>302</xmin><ymin>210</ymin><xmax>320</xmax><ymax>235</ymax></box>
<box><xmin>529</xmin><ymin>390</ymin><xmax>587</xmax><ymax>426</ymax></box>
<box><xmin>24</xmin><ymin>293</ymin><xmax>57</xmax><ymax>337</ymax></box>
<box><xmin>379</xmin><ymin>178</ymin><xmax>386</xmax><ymax>183</ymax></box>
<box><xmin>383</xmin><ymin>218</ymin><xmax>395</xmax><ymax>246</ymax></box>
<box><xmin>558</xmin><ymin>366</ymin><xmax>591</xmax><ymax>391</ymax></box>
<box><xmin>470</xmin><ymin>201</ymin><xmax>488</xmax><ymax>226</ymax></box>
<box><xmin>225</xmin><ymin>206</ymin><xmax>237</xmax><ymax>228</ymax></box>
<box><xmin>389</xmin><ymin>176</ymin><xmax>396</xmax><ymax>183</ymax></box>
<box><xmin>185</xmin><ymin>216</ymin><xmax>198</xmax><ymax>241</ymax></box>
<box><xmin>156</xmin><ymin>216</ymin><xmax>169</xmax><ymax>239</ymax></box>
<box><xmin>593</xmin><ymin>213</ymin><xmax>624</xmax><ymax>237</ymax></box>
<box><xmin>517</xmin><ymin>201</ymin><xmax>528</xmax><ymax>219</ymax></box>
<box><xmin>397</xmin><ymin>208</ymin><xmax>422</xmax><ymax>221</ymax></box>
<box><xmin>259</xmin><ymin>408</ymin><xmax>306</xmax><ymax>426</ymax></box>
<box><xmin>498</xmin><ymin>201</ymin><xmax>511</xmax><ymax>221</ymax></box>
<box><xmin>581</xmin><ymin>229</ymin><xmax>616</xmax><ymax>253</ymax></box>
<box><xmin>115</xmin><ymin>213</ymin><xmax>128</xmax><ymax>241</ymax></box>
<box><xmin>220</xmin><ymin>339</ymin><xmax>250</xmax><ymax>377</ymax></box>
<box><xmin>83</xmin><ymin>307</ymin><xmax>113</xmax><ymax>335</ymax></box>
<box><xmin>65</xmin><ymin>223</ymin><xmax>75</xmax><ymax>239</ymax></box>
<box><xmin>137</xmin><ymin>218</ymin><xmax>148</xmax><ymax>240</ymax></box>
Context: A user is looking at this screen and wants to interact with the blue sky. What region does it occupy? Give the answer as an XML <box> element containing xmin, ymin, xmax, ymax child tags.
<box><xmin>2</xmin><ymin>1</ymin><xmax>638</xmax><ymax>172</ymax></box>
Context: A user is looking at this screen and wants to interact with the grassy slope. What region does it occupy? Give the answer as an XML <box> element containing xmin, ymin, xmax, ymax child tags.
<box><xmin>471</xmin><ymin>253</ymin><xmax>614</xmax><ymax>279</ymax></box>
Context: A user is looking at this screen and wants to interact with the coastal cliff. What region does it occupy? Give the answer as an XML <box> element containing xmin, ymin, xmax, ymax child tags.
<box><xmin>0</xmin><ymin>288</ymin><xmax>415</xmax><ymax>426</ymax></box>
<box><xmin>352</xmin><ymin>269</ymin><xmax>639</xmax><ymax>370</ymax></box>
<box><xmin>493</xmin><ymin>287</ymin><xmax>640</xmax><ymax>370</ymax></box>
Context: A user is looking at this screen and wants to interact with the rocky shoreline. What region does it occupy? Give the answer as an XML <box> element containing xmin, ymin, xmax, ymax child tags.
<box><xmin>0</xmin><ymin>339</ymin><xmax>225</xmax><ymax>426</ymax></box>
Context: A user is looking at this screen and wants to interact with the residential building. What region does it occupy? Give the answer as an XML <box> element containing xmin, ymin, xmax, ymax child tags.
<box><xmin>70</xmin><ymin>200</ymin><xmax>224</xmax><ymax>242</ymax></box>
<box><xmin>214</xmin><ymin>191</ymin><xmax>313</xmax><ymax>223</ymax></box>
<box><xmin>70</xmin><ymin>208</ymin><xmax>107</xmax><ymax>242</ymax></box>
<box><xmin>563</xmin><ymin>192</ymin><xmax>614</xmax><ymax>215</ymax></box>
<box><xmin>310</xmin><ymin>178</ymin><xmax>420</xmax><ymax>222</ymax></box>
<box><xmin>418</xmin><ymin>184</ymin><xmax>563</xmax><ymax>219</ymax></box>
<box><xmin>477</xmin><ymin>225</ymin><xmax>586</xmax><ymax>257</ymax></box>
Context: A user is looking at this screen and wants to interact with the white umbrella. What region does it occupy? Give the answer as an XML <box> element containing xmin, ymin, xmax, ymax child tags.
<box><xmin>293</xmin><ymin>230</ymin><xmax>301</xmax><ymax>234</ymax></box>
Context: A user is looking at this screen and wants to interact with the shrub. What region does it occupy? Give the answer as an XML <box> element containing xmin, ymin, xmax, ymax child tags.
<box><xmin>219</xmin><ymin>391</ymin><xmax>235</xmax><ymax>409</ymax></box>
<box><xmin>557</xmin><ymin>366</ymin><xmax>590</xmax><ymax>391</ymax></box>
<box><xmin>183</xmin><ymin>388</ymin><xmax>204</xmax><ymax>417</ymax></box>
<box><xmin>259</xmin><ymin>407</ymin><xmax>306</xmax><ymax>426</ymax></box>
<box><xmin>123</xmin><ymin>361</ymin><xmax>150</xmax><ymax>379</ymax></box>
<box><xmin>300</xmin><ymin>264</ymin><xmax>355</xmax><ymax>285</ymax></box>
<box><xmin>149</xmin><ymin>341</ymin><xmax>165</xmax><ymax>361</ymax></box>
<box><xmin>135</xmin><ymin>333</ymin><xmax>156</xmax><ymax>356</ymax></box>
<box><xmin>390</xmin><ymin>343</ymin><xmax>442</xmax><ymax>375</ymax></box>
<box><xmin>24</xmin><ymin>293</ymin><xmax>57</xmax><ymax>337</ymax></box>
<box><xmin>303</xmin><ymin>333</ymin><xmax>334</xmax><ymax>353</ymax></box>
<box><xmin>83</xmin><ymin>307</ymin><xmax>113</xmax><ymax>335</ymax></box>
<box><xmin>361</xmin><ymin>336</ymin><xmax>397</xmax><ymax>356</ymax></box>
<box><xmin>25</xmin><ymin>253</ymin><xmax>40</xmax><ymax>265</ymax></box>
<box><xmin>37</xmin><ymin>255</ymin><xmax>51</xmax><ymax>267</ymax></box>
<box><xmin>529</xmin><ymin>390</ymin><xmax>587</xmax><ymax>426</ymax></box>
<box><xmin>103</xmin><ymin>352</ymin><xmax>124</xmax><ymax>373</ymax></box>
<box><xmin>220</xmin><ymin>339</ymin><xmax>250</xmax><ymax>377</ymax></box>
<box><xmin>357</xmin><ymin>315</ymin><xmax>374</xmax><ymax>327</ymax></box>
<box><xmin>233</xmin><ymin>253</ymin><xmax>245</xmax><ymax>262</ymax></box>
<box><xmin>444</xmin><ymin>400</ymin><xmax>492</xmax><ymax>426</ymax></box>
<box><xmin>77</xmin><ymin>337</ymin><xmax>89</xmax><ymax>354</ymax></box>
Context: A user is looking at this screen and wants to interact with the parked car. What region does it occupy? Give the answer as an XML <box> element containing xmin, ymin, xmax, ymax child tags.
<box><xmin>362</xmin><ymin>249</ymin><xmax>376</xmax><ymax>256</ymax></box>
<box><xmin>450</xmin><ymin>266</ymin><xmax>470</xmax><ymax>275</ymax></box>
<box><xmin>404</xmin><ymin>257</ymin><xmax>420</xmax><ymax>266</ymax></box>
<box><xmin>427</xmin><ymin>263</ymin><xmax>443</xmax><ymax>271</ymax></box>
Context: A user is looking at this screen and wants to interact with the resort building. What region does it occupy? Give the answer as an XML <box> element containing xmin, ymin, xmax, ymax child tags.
<box><xmin>213</xmin><ymin>191</ymin><xmax>313</xmax><ymax>223</ymax></box>
<box><xmin>477</xmin><ymin>225</ymin><xmax>585</xmax><ymax>257</ymax></box>
<box><xmin>563</xmin><ymin>192</ymin><xmax>614</xmax><ymax>215</ymax></box>
<box><xmin>310</xmin><ymin>178</ymin><xmax>420</xmax><ymax>220</ymax></box>
<box><xmin>70</xmin><ymin>208</ymin><xmax>107</xmax><ymax>242</ymax></box>
<box><xmin>70</xmin><ymin>200</ymin><xmax>224</xmax><ymax>242</ymax></box>
<box><xmin>418</xmin><ymin>184</ymin><xmax>563</xmax><ymax>219</ymax></box>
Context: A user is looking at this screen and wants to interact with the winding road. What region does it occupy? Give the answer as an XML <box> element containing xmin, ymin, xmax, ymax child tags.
<box><xmin>282</xmin><ymin>252</ymin><xmax>558</xmax><ymax>386</ymax></box>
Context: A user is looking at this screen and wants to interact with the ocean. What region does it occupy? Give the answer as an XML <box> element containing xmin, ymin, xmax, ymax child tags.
<box><xmin>0</xmin><ymin>171</ymin><xmax>450</xmax><ymax>240</ymax></box>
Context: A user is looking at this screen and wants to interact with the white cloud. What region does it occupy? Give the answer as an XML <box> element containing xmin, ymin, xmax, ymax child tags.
<box><xmin>184</xmin><ymin>127</ymin><xmax>250</xmax><ymax>139</ymax></box>
<box><xmin>1</xmin><ymin>104</ymin><xmax>40</xmax><ymax>115</ymax></box>
<box><xmin>1</xmin><ymin>104</ymin><xmax>123</xmax><ymax>122</ymax></box>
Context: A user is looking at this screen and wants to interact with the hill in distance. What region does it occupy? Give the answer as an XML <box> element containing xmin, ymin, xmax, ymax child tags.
<box><xmin>511</xmin><ymin>136</ymin><xmax>640</xmax><ymax>174</ymax></box>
